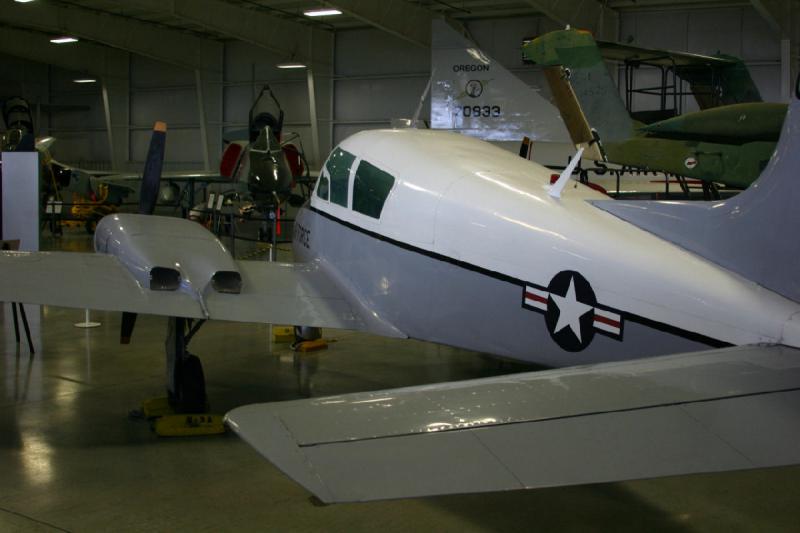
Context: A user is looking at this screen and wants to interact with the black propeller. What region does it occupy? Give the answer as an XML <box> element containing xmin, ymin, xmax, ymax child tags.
<box><xmin>121</xmin><ymin>121</ymin><xmax>167</xmax><ymax>344</ymax></box>
<box><xmin>138</xmin><ymin>121</ymin><xmax>167</xmax><ymax>215</ymax></box>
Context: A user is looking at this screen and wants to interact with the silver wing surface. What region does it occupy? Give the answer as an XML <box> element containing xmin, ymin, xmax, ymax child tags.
<box><xmin>0</xmin><ymin>251</ymin><xmax>365</xmax><ymax>331</ymax></box>
<box><xmin>225</xmin><ymin>344</ymin><xmax>800</xmax><ymax>503</ymax></box>
<box><xmin>89</xmin><ymin>170</ymin><xmax>229</xmax><ymax>192</ymax></box>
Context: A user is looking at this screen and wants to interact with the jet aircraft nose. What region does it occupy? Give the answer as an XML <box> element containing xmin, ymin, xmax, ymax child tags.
<box><xmin>247</xmin><ymin>131</ymin><xmax>293</xmax><ymax>206</ymax></box>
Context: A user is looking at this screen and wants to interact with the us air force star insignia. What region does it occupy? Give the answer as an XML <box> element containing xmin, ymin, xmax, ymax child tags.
<box><xmin>522</xmin><ymin>270</ymin><xmax>624</xmax><ymax>352</ymax></box>
<box><xmin>550</xmin><ymin>277</ymin><xmax>593</xmax><ymax>343</ymax></box>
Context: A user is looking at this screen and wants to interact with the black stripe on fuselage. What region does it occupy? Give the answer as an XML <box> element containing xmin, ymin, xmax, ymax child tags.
<box><xmin>307</xmin><ymin>205</ymin><xmax>731</xmax><ymax>349</ymax></box>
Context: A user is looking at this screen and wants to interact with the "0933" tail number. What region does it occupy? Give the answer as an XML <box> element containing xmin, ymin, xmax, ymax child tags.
<box><xmin>456</xmin><ymin>105</ymin><xmax>501</xmax><ymax>118</ymax></box>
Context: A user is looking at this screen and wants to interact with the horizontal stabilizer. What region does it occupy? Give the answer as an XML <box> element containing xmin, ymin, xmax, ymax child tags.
<box><xmin>226</xmin><ymin>344</ymin><xmax>800</xmax><ymax>503</ymax></box>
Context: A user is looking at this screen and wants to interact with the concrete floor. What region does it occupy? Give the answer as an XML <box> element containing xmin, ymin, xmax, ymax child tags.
<box><xmin>1</xmin><ymin>232</ymin><xmax>800</xmax><ymax>531</ymax></box>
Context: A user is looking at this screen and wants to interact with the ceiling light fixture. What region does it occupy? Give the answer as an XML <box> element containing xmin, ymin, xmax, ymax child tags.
<box><xmin>50</xmin><ymin>36</ymin><xmax>78</xmax><ymax>44</ymax></box>
<box><xmin>14</xmin><ymin>0</ymin><xmax>37</xmax><ymax>3</ymax></box>
<box><xmin>303</xmin><ymin>8</ymin><xmax>342</xmax><ymax>17</ymax></box>
<box><xmin>276</xmin><ymin>62</ymin><xmax>307</xmax><ymax>69</ymax></box>
<box><xmin>73</xmin><ymin>78</ymin><xmax>97</xmax><ymax>84</ymax></box>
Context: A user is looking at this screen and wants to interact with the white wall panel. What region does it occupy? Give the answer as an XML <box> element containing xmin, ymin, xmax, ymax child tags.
<box><xmin>130</xmin><ymin>56</ymin><xmax>193</xmax><ymax>88</ymax></box>
<box><xmin>335</xmin><ymin>77</ymin><xmax>429</xmax><ymax>121</ymax></box>
<box><xmin>131</xmin><ymin>127</ymin><xmax>201</xmax><ymax>165</ymax></box>
<box><xmin>336</xmin><ymin>28</ymin><xmax>429</xmax><ymax>76</ymax></box>
<box><xmin>619</xmin><ymin>6</ymin><xmax>781</xmax><ymax>113</ymax></box>
<box><xmin>687</xmin><ymin>9</ymin><xmax>743</xmax><ymax>56</ymax></box>
<box><xmin>224</xmin><ymin>41</ymin><xmax>310</xmax><ymax>83</ymax></box>
<box><xmin>130</xmin><ymin>87</ymin><xmax>197</xmax><ymax>126</ymax></box>
<box><xmin>741</xmin><ymin>13</ymin><xmax>781</xmax><ymax>61</ymax></box>
<box><xmin>620</xmin><ymin>11</ymin><xmax>689</xmax><ymax>50</ymax></box>
<box><xmin>750</xmin><ymin>65</ymin><xmax>783</xmax><ymax>103</ymax></box>
<box><xmin>50</xmin><ymin>131</ymin><xmax>109</xmax><ymax>162</ymax></box>
<box><xmin>332</xmin><ymin>123</ymin><xmax>385</xmax><ymax>147</ymax></box>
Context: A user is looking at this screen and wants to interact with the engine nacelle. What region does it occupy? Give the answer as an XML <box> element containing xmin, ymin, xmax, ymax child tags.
<box><xmin>94</xmin><ymin>214</ymin><xmax>241</xmax><ymax>299</ymax></box>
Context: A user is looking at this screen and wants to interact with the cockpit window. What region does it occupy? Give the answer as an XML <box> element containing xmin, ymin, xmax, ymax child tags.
<box><xmin>325</xmin><ymin>148</ymin><xmax>356</xmax><ymax>207</ymax></box>
<box><xmin>316</xmin><ymin>173</ymin><xmax>329</xmax><ymax>201</ymax></box>
<box><xmin>353</xmin><ymin>159</ymin><xmax>395</xmax><ymax>219</ymax></box>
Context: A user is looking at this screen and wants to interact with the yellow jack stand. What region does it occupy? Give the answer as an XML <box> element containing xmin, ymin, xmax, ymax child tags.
<box><xmin>273</xmin><ymin>325</ymin><xmax>295</xmax><ymax>343</ymax></box>
<box><xmin>294</xmin><ymin>339</ymin><xmax>328</xmax><ymax>352</ymax></box>
<box><xmin>140</xmin><ymin>397</ymin><xmax>226</xmax><ymax>437</ymax></box>
<box><xmin>153</xmin><ymin>414</ymin><xmax>226</xmax><ymax>437</ymax></box>
<box><xmin>141</xmin><ymin>397</ymin><xmax>174</xmax><ymax>418</ymax></box>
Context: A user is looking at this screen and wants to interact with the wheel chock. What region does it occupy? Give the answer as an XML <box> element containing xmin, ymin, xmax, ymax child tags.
<box><xmin>153</xmin><ymin>414</ymin><xmax>226</xmax><ymax>437</ymax></box>
<box><xmin>141</xmin><ymin>397</ymin><xmax>174</xmax><ymax>419</ymax></box>
<box><xmin>293</xmin><ymin>339</ymin><xmax>328</xmax><ymax>352</ymax></box>
<box><xmin>273</xmin><ymin>325</ymin><xmax>295</xmax><ymax>343</ymax></box>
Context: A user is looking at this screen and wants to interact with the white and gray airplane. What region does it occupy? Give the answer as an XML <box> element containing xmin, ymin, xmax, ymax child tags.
<box><xmin>3</xmin><ymin>80</ymin><xmax>800</xmax><ymax>503</ymax></box>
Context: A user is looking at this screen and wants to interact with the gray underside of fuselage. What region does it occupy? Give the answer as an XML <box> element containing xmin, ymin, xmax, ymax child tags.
<box><xmin>296</xmin><ymin>207</ymin><xmax>715</xmax><ymax>367</ymax></box>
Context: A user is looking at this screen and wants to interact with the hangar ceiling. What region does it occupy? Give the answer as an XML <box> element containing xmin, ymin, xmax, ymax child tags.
<box><xmin>0</xmin><ymin>0</ymin><xmax>785</xmax><ymax>54</ymax></box>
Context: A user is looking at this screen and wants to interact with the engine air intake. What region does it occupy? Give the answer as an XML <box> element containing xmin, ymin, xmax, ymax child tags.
<box><xmin>212</xmin><ymin>271</ymin><xmax>242</xmax><ymax>294</ymax></box>
<box><xmin>150</xmin><ymin>267</ymin><xmax>181</xmax><ymax>291</ymax></box>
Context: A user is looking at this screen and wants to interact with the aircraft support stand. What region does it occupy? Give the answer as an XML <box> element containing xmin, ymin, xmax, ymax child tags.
<box><xmin>137</xmin><ymin>317</ymin><xmax>225</xmax><ymax>437</ymax></box>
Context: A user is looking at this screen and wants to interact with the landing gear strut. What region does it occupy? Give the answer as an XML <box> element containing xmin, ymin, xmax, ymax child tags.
<box><xmin>166</xmin><ymin>317</ymin><xmax>208</xmax><ymax>413</ymax></box>
<box><xmin>134</xmin><ymin>317</ymin><xmax>224</xmax><ymax>437</ymax></box>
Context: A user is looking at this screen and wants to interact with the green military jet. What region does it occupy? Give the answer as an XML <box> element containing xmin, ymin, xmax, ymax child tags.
<box><xmin>523</xmin><ymin>29</ymin><xmax>786</xmax><ymax>189</ymax></box>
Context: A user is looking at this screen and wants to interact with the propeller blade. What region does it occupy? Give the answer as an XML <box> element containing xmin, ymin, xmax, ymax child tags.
<box><xmin>138</xmin><ymin>121</ymin><xmax>167</xmax><ymax>215</ymax></box>
<box><xmin>120</xmin><ymin>311</ymin><xmax>138</xmax><ymax>344</ymax></box>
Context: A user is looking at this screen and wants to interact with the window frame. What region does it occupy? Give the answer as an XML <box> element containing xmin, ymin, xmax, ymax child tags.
<box><xmin>351</xmin><ymin>158</ymin><xmax>396</xmax><ymax>220</ymax></box>
<box><xmin>325</xmin><ymin>147</ymin><xmax>356</xmax><ymax>208</ymax></box>
<box><xmin>315</xmin><ymin>169</ymin><xmax>330</xmax><ymax>201</ymax></box>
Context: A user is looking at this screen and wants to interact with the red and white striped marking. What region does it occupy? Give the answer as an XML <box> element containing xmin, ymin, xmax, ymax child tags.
<box><xmin>593</xmin><ymin>308</ymin><xmax>622</xmax><ymax>336</ymax></box>
<box><xmin>524</xmin><ymin>286</ymin><xmax>549</xmax><ymax>311</ymax></box>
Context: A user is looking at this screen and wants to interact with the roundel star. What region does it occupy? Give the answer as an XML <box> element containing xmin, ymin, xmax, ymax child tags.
<box><xmin>549</xmin><ymin>275</ymin><xmax>593</xmax><ymax>342</ymax></box>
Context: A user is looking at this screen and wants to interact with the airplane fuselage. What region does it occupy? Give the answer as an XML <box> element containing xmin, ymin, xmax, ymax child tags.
<box><xmin>295</xmin><ymin>129</ymin><xmax>800</xmax><ymax>367</ymax></box>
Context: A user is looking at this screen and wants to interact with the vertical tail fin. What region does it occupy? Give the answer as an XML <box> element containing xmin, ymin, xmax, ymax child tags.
<box><xmin>430</xmin><ymin>19</ymin><xmax>570</xmax><ymax>142</ymax></box>
<box><xmin>593</xmin><ymin>79</ymin><xmax>800</xmax><ymax>303</ymax></box>
<box><xmin>524</xmin><ymin>29</ymin><xmax>635</xmax><ymax>143</ymax></box>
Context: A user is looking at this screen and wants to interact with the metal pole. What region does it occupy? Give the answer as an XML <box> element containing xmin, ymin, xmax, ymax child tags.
<box><xmin>195</xmin><ymin>70</ymin><xmax>211</xmax><ymax>171</ymax></box>
<box><xmin>101</xmin><ymin>80</ymin><xmax>117</xmax><ymax>169</ymax></box>
<box><xmin>306</xmin><ymin>68</ymin><xmax>320</xmax><ymax>167</ymax></box>
<box><xmin>781</xmin><ymin>39</ymin><xmax>791</xmax><ymax>103</ymax></box>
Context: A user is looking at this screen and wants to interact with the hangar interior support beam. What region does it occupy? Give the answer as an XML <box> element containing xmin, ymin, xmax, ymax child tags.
<box><xmin>0</xmin><ymin>0</ymin><xmax>222</xmax><ymax>74</ymax></box>
<box><xmin>324</xmin><ymin>0</ymin><xmax>437</xmax><ymax>48</ymax></box>
<box><xmin>101</xmin><ymin>81</ymin><xmax>117</xmax><ymax>170</ymax></box>
<box><xmin>751</xmin><ymin>0</ymin><xmax>799</xmax><ymax>102</ymax></box>
<box><xmin>524</xmin><ymin>0</ymin><xmax>619</xmax><ymax>41</ymax></box>
<box><xmin>306</xmin><ymin>68</ymin><xmax>320</xmax><ymax>166</ymax></box>
<box><xmin>195</xmin><ymin>70</ymin><xmax>211</xmax><ymax>172</ymax></box>
<box><xmin>126</xmin><ymin>0</ymin><xmax>331</xmax><ymax>68</ymax></box>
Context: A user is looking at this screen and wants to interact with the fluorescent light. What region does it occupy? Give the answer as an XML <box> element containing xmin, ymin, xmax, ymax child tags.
<box><xmin>73</xmin><ymin>78</ymin><xmax>97</xmax><ymax>84</ymax></box>
<box><xmin>276</xmin><ymin>62</ymin><xmax>306</xmax><ymax>69</ymax></box>
<box><xmin>303</xmin><ymin>8</ymin><xmax>342</xmax><ymax>17</ymax></box>
<box><xmin>50</xmin><ymin>36</ymin><xmax>78</xmax><ymax>44</ymax></box>
<box><xmin>14</xmin><ymin>0</ymin><xmax>37</xmax><ymax>3</ymax></box>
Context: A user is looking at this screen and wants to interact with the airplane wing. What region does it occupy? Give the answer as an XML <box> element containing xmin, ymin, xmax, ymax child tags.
<box><xmin>89</xmin><ymin>170</ymin><xmax>230</xmax><ymax>192</ymax></box>
<box><xmin>225</xmin><ymin>344</ymin><xmax>800</xmax><ymax>503</ymax></box>
<box><xmin>0</xmin><ymin>251</ymin><xmax>367</xmax><ymax>332</ymax></box>
<box><xmin>596</xmin><ymin>40</ymin><xmax>737</xmax><ymax>67</ymax></box>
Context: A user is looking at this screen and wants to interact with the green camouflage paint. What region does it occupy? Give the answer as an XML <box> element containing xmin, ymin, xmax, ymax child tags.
<box><xmin>523</xmin><ymin>29</ymin><xmax>786</xmax><ymax>188</ymax></box>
